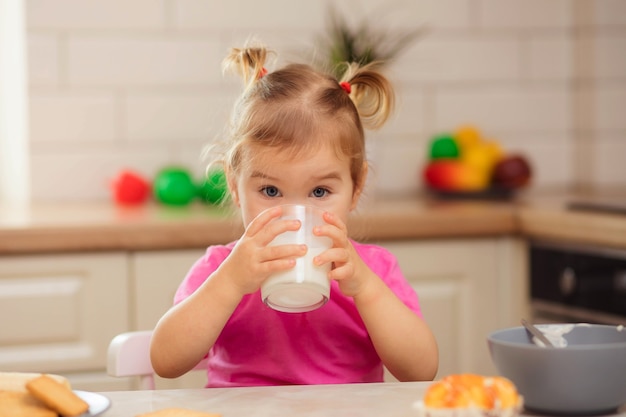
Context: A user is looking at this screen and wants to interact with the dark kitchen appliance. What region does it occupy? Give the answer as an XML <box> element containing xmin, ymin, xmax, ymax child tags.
<box><xmin>567</xmin><ymin>196</ymin><xmax>626</xmax><ymax>216</ymax></box>
<box><xmin>530</xmin><ymin>240</ymin><xmax>626</xmax><ymax>325</ymax></box>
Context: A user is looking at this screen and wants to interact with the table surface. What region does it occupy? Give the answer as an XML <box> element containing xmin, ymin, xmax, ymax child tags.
<box><xmin>96</xmin><ymin>382</ymin><xmax>626</xmax><ymax>417</ymax></box>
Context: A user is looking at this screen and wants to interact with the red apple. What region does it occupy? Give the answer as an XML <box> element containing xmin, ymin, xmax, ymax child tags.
<box><xmin>111</xmin><ymin>170</ymin><xmax>151</xmax><ymax>205</ymax></box>
<box><xmin>491</xmin><ymin>154</ymin><xmax>532</xmax><ymax>189</ymax></box>
<box><xmin>423</xmin><ymin>160</ymin><xmax>489</xmax><ymax>191</ymax></box>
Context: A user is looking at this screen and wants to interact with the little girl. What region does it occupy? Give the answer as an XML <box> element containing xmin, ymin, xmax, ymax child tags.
<box><xmin>150</xmin><ymin>42</ymin><xmax>439</xmax><ymax>387</ymax></box>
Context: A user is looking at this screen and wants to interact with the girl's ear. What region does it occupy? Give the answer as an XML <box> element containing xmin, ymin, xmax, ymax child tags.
<box><xmin>226</xmin><ymin>169</ymin><xmax>241</xmax><ymax>208</ymax></box>
<box><xmin>350</xmin><ymin>162</ymin><xmax>368</xmax><ymax>211</ymax></box>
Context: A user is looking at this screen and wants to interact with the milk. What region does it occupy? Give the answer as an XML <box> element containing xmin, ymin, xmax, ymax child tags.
<box><xmin>259</xmin><ymin>204</ymin><xmax>332</xmax><ymax>313</ymax></box>
<box><xmin>261</xmin><ymin>247</ymin><xmax>330</xmax><ymax>312</ymax></box>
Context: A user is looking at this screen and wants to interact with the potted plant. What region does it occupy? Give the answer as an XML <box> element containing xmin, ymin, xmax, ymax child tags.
<box><xmin>312</xmin><ymin>6</ymin><xmax>423</xmax><ymax>78</ymax></box>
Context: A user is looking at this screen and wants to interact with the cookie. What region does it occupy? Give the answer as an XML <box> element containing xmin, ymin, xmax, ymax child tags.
<box><xmin>0</xmin><ymin>372</ymin><xmax>69</xmax><ymax>393</ymax></box>
<box><xmin>0</xmin><ymin>391</ymin><xmax>57</xmax><ymax>417</ymax></box>
<box><xmin>26</xmin><ymin>374</ymin><xmax>89</xmax><ymax>417</ymax></box>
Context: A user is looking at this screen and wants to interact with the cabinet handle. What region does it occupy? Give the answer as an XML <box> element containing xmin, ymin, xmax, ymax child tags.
<box><xmin>614</xmin><ymin>270</ymin><xmax>626</xmax><ymax>294</ymax></box>
<box><xmin>559</xmin><ymin>267</ymin><xmax>576</xmax><ymax>296</ymax></box>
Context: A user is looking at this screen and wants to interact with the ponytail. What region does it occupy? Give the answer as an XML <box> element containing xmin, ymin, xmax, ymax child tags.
<box><xmin>222</xmin><ymin>44</ymin><xmax>272</xmax><ymax>91</ymax></box>
<box><xmin>340</xmin><ymin>62</ymin><xmax>395</xmax><ymax>130</ymax></box>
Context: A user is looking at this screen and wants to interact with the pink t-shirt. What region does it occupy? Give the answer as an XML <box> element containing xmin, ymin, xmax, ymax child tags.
<box><xmin>174</xmin><ymin>240</ymin><xmax>422</xmax><ymax>388</ymax></box>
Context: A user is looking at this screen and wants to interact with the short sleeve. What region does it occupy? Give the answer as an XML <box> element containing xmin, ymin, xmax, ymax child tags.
<box><xmin>353</xmin><ymin>242</ymin><xmax>422</xmax><ymax>317</ymax></box>
<box><xmin>173</xmin><ymin>242</ymin><xmax>236</xmax><ymax>305</ymax></box>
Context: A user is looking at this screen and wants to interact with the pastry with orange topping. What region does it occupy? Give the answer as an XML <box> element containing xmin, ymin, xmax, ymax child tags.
<box><xmin>414</xmin><ymin>374</ymin><xmax>523</xmax><ymax>417</ymax></box>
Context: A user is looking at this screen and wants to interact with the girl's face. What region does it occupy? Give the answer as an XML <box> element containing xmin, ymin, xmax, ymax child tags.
<box><xmin>229</xmin><ymin>144</ymin><xmax>365</xmax><ymax>228</ymax></box>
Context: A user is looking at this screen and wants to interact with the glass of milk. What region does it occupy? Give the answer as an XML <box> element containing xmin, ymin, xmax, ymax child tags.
<box><xmin>261</xmin><ymin>204</ymin><xmax>332</xmax><ymax>313</ymax></box>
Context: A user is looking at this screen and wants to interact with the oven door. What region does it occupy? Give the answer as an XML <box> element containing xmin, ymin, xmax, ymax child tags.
<box><xmin>530</xmin><ymin>241</ymin><xmax>626</xmax><ymax>325</ymax></box>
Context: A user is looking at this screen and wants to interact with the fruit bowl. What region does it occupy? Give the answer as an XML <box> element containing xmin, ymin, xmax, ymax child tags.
<box><xmin>422</xmin><ymin>126</ymin><xmax>532</xmax><ymax>198</ymax></box>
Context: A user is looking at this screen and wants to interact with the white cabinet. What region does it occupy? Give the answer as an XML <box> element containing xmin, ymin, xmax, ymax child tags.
<box><xmin>380</xmin><ymin>237</ymin><xmax>528</xmax><ymax>379</ymax></box>
<box><xmin>131</xmin><ymin>249</ymin><xmax>205</xmax><ymax>331</ymax></box>
<box><xmin>130</xmin><ymin>249</ymin><xmax>207</xmax><ymax>390</ymax></box>
<box><xmin>0</xmin><ymin>237</ymin><xmax>528</xmax><ymax>391</ymax></box>
<box><xmin>0</xmin><ymin>253</ymin><xmax>130</xmax><ymax>390</ymax></box>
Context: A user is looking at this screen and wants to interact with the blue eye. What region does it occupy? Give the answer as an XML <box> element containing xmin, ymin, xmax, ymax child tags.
<box><xmin>312</xmin><ymin>187</ymin><xmax>328</xmax><ymax>198</ymax></box>
<box><xmin>261</xmin><ymin>186</ymin><xmax>280</xmax><ymax>197</ymax></box>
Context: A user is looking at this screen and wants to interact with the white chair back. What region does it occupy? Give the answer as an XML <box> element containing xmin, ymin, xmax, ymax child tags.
<box><xmin>107</xmin><ymin>330</ymin><xmax>207</xmax><ymax>390</ymax></box>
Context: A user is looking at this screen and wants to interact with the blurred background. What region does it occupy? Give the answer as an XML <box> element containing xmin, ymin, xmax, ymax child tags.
<box><xmin>1</xmin><ymin>0</ymin><xmax>625</xmax><ymax>203</ymax></box>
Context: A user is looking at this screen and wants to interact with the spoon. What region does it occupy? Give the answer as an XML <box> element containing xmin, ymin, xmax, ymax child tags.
<box><xmin>521</xmin><ymin>318</ymin><xmax>554</xmax><ymax>347</ymax></box>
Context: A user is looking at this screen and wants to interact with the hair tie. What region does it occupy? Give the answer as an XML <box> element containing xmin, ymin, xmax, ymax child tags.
<box><xmin>340</xmin><ymin>81</ymin><xmax>351</xmax><ymax>94</ymax></box>
<box><xmin>257</xmin><ymin>67</ymin><xmax>268</xmax><ymax>79</ymax></box>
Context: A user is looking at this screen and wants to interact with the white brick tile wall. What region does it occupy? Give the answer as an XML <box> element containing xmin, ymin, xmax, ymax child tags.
<box><xmin>30</xmin><ymin>149</ymin><xmax>170</xmax><ymax>201</ymax></box>
<box><xmin>527</xmin><ymin>34</ymin><xmax>573</xmax><ymax>80</ymax></box>
<box><xmin>29</xmin><ymin>92</ymin><xmax>117</xmax><ymax>143</ymax></box>
<box><xmin>379</xmin><ymin>85</ymin><xmax>426</xmax><ymax>136</ymax></box>
<box><xmin>174</xmin><ymin>0</ymin><xmax>324</xmax><ymax>30</ymax></box>
<box><xmin>124</xmin><ymin>93</ymin><xmax>225</xmax><ymax>142</ymax></box>
<box><xmin>18</xmin><ymin>0</ymin><xmax>626</xmax><ymax>202</ymax></box>
<box><xmin>478</xmin><ymin>0</ymin><xmax>572</xmax><ymax>29</ymax></box>
<box><xmin>397</xmin><ymin>36</ymin><xmax>521</xmax><ymax>83</ymax></box>
<box><xmin>367</xmin><ymin>137</ymin><xmax>426</xmax><ymax>197</ymax></box>
<box><xmin>593</xmin><ymin>0</ymin><xmax>626</xmax><ymax>26</ymax></box>
<box><xmin>67</xmin><ymin>37</ymin><xmax>222</xmax><ymax>86</ymax></box>
<box><xmin>595</xmin><ymin>86</ymin><xmax>626</xmax><ymax>130</ymax></box>
<box><xmin>27</xmin><ymin>0</ymin><xmax>166</xmax><ymax>30</ymax></box>
<box><xmin>27</xmin><ymin>33</ymin><xmax>59</xmax><ymax>85</ymax></box>
<box><xmin>593</xmin><ymin>139</ymin><xmax>626</xmax><ymax>186</ymax></box>
<box><xmin>594</xmin><ymin>34</ymin><xmax>626</xmax><ymax>79</ymax></box>
<box><xmin>433</xmin><ymin>87</ymin><xmax>571</xmax><ymax>132</ymax></box>
<box><xmin>335</xmin><ymin>0</ymin><xmax>473</xmax><ymax>30</ymax></box>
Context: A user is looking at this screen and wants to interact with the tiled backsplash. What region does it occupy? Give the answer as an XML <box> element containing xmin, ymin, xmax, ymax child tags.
<box><xmin>24</xmin><ymin>0</ymin><xmax>626</xmax><ymax>201</ymax></box>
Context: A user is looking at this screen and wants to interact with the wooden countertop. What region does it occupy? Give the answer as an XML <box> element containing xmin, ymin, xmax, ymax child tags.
<box><xmin>1</xmin><ymin>191</ymin><xmax>626</xmax><ymax>254</ymax></box>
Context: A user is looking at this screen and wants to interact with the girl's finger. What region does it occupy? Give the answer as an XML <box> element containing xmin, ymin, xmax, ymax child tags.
<box><xmin>322</xmin><ymin>211</ymin><xmax>347</xmax><ymax>232</ymax></box>
<box><xmin>328</xmin><ymin>262</ymin><xmax>356</xmax><ymax>282</ymax></box>
<box><xmin>265</xmin><ymin>243</ymin><xmax>307</xmax><ymax>262</ymax></box>
<box><xmin>314</xmin><ymin>247</ymin><xmax>348</xmax><ymax>268</ymax></box>
<box><xmin>261</xmin><ymin>218</ymin><xmax>301</xmax><ymax>246</ymax></box>
<box><xmin>247</xmin><ymin>207</ymin><xmax>304</xmax><ymax>246</ymax></box>
<box><xmin>245</xmin><ymin>206</ymin><xmax>283</xmax><ymax>237</ymax></box>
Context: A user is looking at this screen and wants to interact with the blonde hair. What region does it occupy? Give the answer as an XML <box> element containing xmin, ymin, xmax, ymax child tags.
<box><xmin>208</xmin><ymin>41</ymin><xmax>395</xmax><ymax>192</ymax></box>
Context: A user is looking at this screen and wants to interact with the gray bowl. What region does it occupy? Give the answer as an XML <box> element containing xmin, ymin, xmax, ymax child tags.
<box><xmin>487</xmin><ymin>323</ymin><xmax>626</xmax><ymax>415</ymax></box>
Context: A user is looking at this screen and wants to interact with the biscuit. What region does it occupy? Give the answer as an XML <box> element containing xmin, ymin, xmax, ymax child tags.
<box><xmin>136</xmin><ymin>408</ymin><xmax>221</xmax><ymax>417</ymax></box>
<box><xmin>26</xmin><ymin>374</ymin><xmax>89</xmax><ymax>417</ymax></box>
<box><xmin>0</xmin><ymin>391</ymin><xmax>57</xmax><ymax>417</ymax></box>
<box><xmin>0</xmin><ymin>372</ymin><xmax>69</xmax><ymax>393</ymax></box>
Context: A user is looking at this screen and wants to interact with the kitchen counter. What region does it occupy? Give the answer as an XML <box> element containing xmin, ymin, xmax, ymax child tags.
<box><xmin>1</xmin><ymin>191</ymin><xmax>626</xmax><ymax>254</ymax></box>
<box><xmin>96</xmin><ymin>381</ymin><xmax>626</xmax><ymax>417</ymax></box>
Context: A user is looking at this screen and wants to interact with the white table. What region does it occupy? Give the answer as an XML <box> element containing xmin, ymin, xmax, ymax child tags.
<box><xmin>97</xmin><ymin>382</ymin><xmax>626</xmax><ymax>417</ymax></box>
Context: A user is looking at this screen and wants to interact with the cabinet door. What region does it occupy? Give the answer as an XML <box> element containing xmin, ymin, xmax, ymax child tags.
<box><xmin>131</xmin><ymin>249</ymin><xmax>207</xmax><ymax>389</ymax></box>
<box><xmin>380</xmin><ymin>238</ymin><xmax>527</xmax><ymax>378</ymax></box>
<box><xmin>0</xmin><ymin>253</ymin><xmax>129</xmax><ymax>377</ymax></box>
<box><xmin>132</xmin><ymin>249</ymin><xmax>205</xmax><ymax>331</ymax></box>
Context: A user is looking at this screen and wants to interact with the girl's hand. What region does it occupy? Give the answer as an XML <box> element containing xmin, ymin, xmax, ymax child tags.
<box><xmin>313</xmin><ymin>211</ymin><xmax>373</xmax><ymax>298</ymax></box>
<box><xmin>313</xmin><ymin>212</ymin><xmax>439</xmax><ymax>382</ymax></box>
<box><xmin>219</xmin><ymin>206</ymin><xmax>307</xmax><ymax>296</ymax></box>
